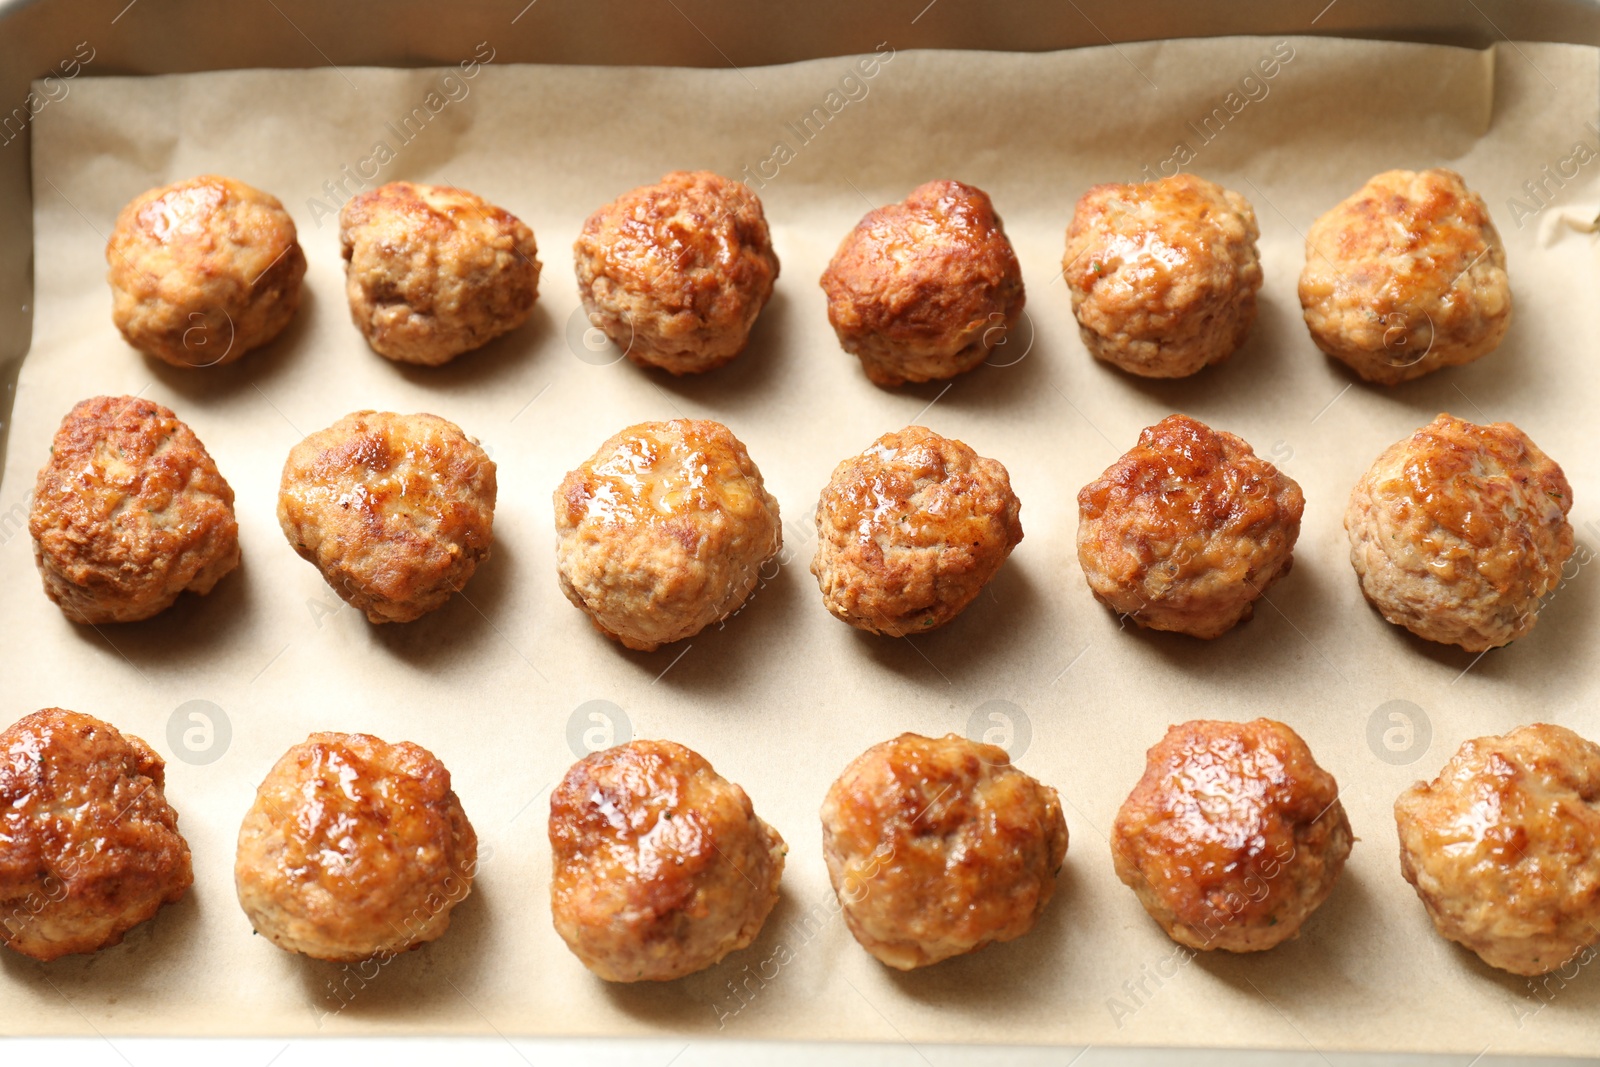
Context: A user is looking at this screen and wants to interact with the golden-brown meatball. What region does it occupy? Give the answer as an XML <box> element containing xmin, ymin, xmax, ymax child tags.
<box><xmin>820</xmin><ymin>732</ymin><xmax>1067</xmax><ymax>970</ymax></box>
<box><xmin>574</xmin><ymin>171</ymin><xmax>778</xmax><ymax>375</ymax></box>
<box><xmin>1077</xmin><ymin>414</ymin><xmax>1304</xmax><ymax>639</ymax></box>
<box><xmin>821</xmin><ymin>180</ymin><xmax>1024</xmax><ymax>387</ymax></box>
<box><xmin>811</xmin><ymin>426</ymin><xmax>1022</xmax><ymax>636</ymax></box>
<box><xmin>278</xmin><ymin>410</ymin><xmax>497</xmax><ymax>624</ymax></box>
<box><xmin>549</xmin><ymin>739</ymin><xmax>785</xmax><ymax>982</ymax></box>
<box><xmin>340</xmin><ymin>181</ymin><xmax>541</xmax><ymax>366</ymax></box>
<box><xmin>29</xmin><ymin>395</ymin><xmax>240</xmax><ymax>624</ymax></box>
<box><xmin>1299</xmin><ymin>168</ymin><xmax>1511</xmax><ymax>385</ymax></box>
<box><xmin>1064</xmin><ymin>174</ymin><xmax>1262</xmax><ymax>378</ymax></box>
<box><xmin>1346</xmin><ymin>414</ymin><xmax>1572</xmax><ymax>651</ymax></box>
<box><xmin>234</xmin><ymin>732</ymin><xmax>477</xmax><ymax>963</ymax></box>
<box><xmin>553</xmin><ymin>419</ymin><xmax>781</xmax><ymax>651</ymax></box>
<box><xmin>107</xmin><ymin>174</ymin><xmax>306</xmax><ymax>368</ymax></box>
<box><xmin>0</xmin><ymin>708</ymin><xmax>192</xmax><ymax>961</ymax></box>
<box><xmin>1112</xmin><ymin>719</ymin><xmax>1352</xmax><ymax>953</ymax></box>
<box><xmin>1395</xmin><ymin>724</ymin><xmax>1600</xmax><ymax>976</ymax></box>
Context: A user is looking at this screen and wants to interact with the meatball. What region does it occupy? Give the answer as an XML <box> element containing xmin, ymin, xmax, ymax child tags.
<box><xmin>1346</xmin><ymin>413</ymin><xmax>1573</xmax><ymax>651</ymax></box>
<box><xmin>1077</xmin><ymin>414</ymin><xmax>1304</xmax><ymax>639</ymax></box>
<box><xmin>811</xmin><ymin>426</ymin><xmax>1022</xmax><ymax>636</ymax></box>
<box><xmin>820</xmin><ymin>179</ymin><xmax>1024</xmax><ymax>387</ymax></box>
<box><xmin>549</xmin><ymin>739</ymin><xmax>785</xmax><ymax>982</ymax></box>
<box><xmin>29</xmin><ymin>395</ymin><xmax>240</xmax><ymax>624</ymax></box>
<box><xmin>1112</xmin><ymin>718</ymin><xmax>1352</xmax><ymax>953</ymax></box>
<box><xmin>820</xmin><ymin>732</ymin><xmax>1067</xmax><ymax>970</ymax></box>
<box><xmin>574</xmin><ymin>171</ymin><xmax>778</xmax><ymax>375</ymax></box>
<box><xmin>553</xmin><ymin>419</ymin><xmax>781</xmax><ymax>651</ymax></box>
<box><xmin>106</xmin><ymin>174</ymin><xmax>306</xmax><ymax>368</ymax></box>
<box><xmin>234</xmin><ymin>732</ymin><xmax>477</xmax><ymax>963</ymax></box>
<box><xmin>278</xmin><ymin>410</ymin><xmax>497</xmax><ymax>624</ymax></box>
<box><xmin>1064</xmin><ymin>174</ymin><xmax>1262</xmax><ymax>378</ymax></box>
<box><xmin>340</xmin><ymin>181</ymin><xmax>541</xmax><ymax>366</ymax></box>
<box><xmin>1299</xmin><ymin>168</ymin><xmax>1511</xmax><ymax>385</ymax></box>
<box><xmin>0</xmin><ymin>708</ymin><xmax>192</xmax><ymax>961</ymax></box>
<box><xmin>1395</xmin><ymin>724</ymin><xmax>1600</xmax><ymax>976</ymax></box>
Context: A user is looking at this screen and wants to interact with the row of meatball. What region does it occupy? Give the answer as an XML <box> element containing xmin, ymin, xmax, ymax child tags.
<box><xmin>103</xmin><ymin>164</ymin><xmax>1507</xmax><ymax>389</ymax></box>
<box><xmin>27</xmin><ymin>393</ymin><xmax>1573</xmax><ymax>655</ymax></box>
<box><xmin>3</xmin><ymin>707</ymin><xmax>1596</xmax><ymax>983</ymax></box>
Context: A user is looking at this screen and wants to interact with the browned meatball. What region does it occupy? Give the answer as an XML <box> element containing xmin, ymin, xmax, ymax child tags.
<box><xmin>1112</xmin><ymin>719</ymin><xmax>1352</xmax><ymax>952</ymax></box>
<box><xmin>1077</xmin><ymin>414</ymin><xmax>1304</xmax><ymax>639</ymax></box>
<box><xmin>553</xmin><ymin>419</ymin><xmax>781</xmax><ymax>651</ymax></box>
<box><xmin>29</xmin><ymin>395</ymin><xmax>240</xmax><ymax>624</ymax></box>
<box><xmin>821</xmin><ymin>180</ymin><xmax>1025</xmax><ymax>387</ymax></box>
<box><xmin>278</xmin><ymin>411</ymin><xmax>497</xmax><ymax>623</ymax></box>
<box><xmin>340</xmin><ymin>181</ymin><xmax>541</xmax><ymax>366</ymax></box>
<box><xmin>811</xmin><ymin>426</ymin><xmax>1022</xmax><ymax>636</ymax></box>
<box><xmin>1395</xmin><ymin>724</ymin><xmax>1600</xmax><ymax>976</ymax></box>
<box><xmin>574</xmin><ymin>171</ymin><xmax>778</xmax><ymax>375</ymax></box>
<box><xmin>234</xmin><ymin>732</ymin><xmax>477</xmax><ymax>963</ymax></box>
<box><xmin>0</xmin><ymin>709</ymin><xmax>192</xmax><ymax>961</ymax></box>
<box><xmin>819</xmin><ymin>732</ymin><xmax>1067</xmax><ymax>970</ymax></box>
<box><xmin>107</xmin><ymin>174</ymin><xmax>306</xmax><ymax>368</ymax></box>
<box><xmin>1064</xmin><ymin>174</ymin><xmax>1262</xmax><ymax>378</ymax></box>
<box><xmin>1346</xmin><ymin>414</ymin><xmax>1573</xmax><ymax>651</ymax></box>
<box><xmin>1300</xmin><ymin>168</ymin><xmax>1511</xmax><ymax>384</ymax></box>
<box><xmin>549</xmin><ymin>739</ymin><xmax>786</xmax><ymax>982</ymax></box>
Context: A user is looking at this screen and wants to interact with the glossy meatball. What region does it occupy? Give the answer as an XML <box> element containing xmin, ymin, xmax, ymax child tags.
<box><xmin>0</xmin><ymin>709</ymin><xmax>192</xmax><ymax>961</ymax></box>
<box><xmin>235</xmin><ymin>732</ymin><xmax>477</xmax><ymax>963</ymax></box>
<box><xmin>1346</xmin><ymin>414</ymin><xmax>1572</xmax><ymax>651</ymax></box>
<box><xmin>820</xmin><ymin>732</ymin><xmax>1067</xmax><ymax>970</ymax></box>
<box><xmin>1112</xmin><ymin>719</ymin><xmax>1352</xmax><ymax>953</ymax></box>
<box><xmin>821</xmin><ymin>180</ymin><xmax>1024</xmax><ymax>387</ymax></box>
<box><xmin>107</xmin><ymin>174</ymin><xmax>305</xmax><ymax>368</ymax></box>
<box><xmin>29</xmin><ymin>395</ymin><xmax>240</xmax><ymax>624</ymax></box>
<box><xmin>278</xmin><ymin>411</ymin><xmax>497</xmax><ymax>624</ymax></box>
<box><xmin>1299</xmin><ymin>168</ymin><xmax>1511</xmax><ymax>384</ymax></box>
<box><xmin>554</xmin><ymin>419</ymin><xmax>781</xmax><ymax>651</ymax></box>
<box><xmin>1077</xmin><ymin>414</ymin><xmax>1304</xmax><ymax>639</ymax></box>
<box><xmin>811</xmin><ymin>426</ymin><xmax>1022</xmax><ymax>636</ymax></box>
<box><xmin>1395</xmin><ymin>724</ymin><xmax>1600</xmax><ymax>976</ymax></box>
<box><xmin>340</xmin><ymin>181</ymin><xmax>541</xmax><ymax>366</ymax></box>
<box><xmin>574</xmin><ymin>171</ymin><xmax>778</xmax><ymax>375</ymax></box>
<box><xmin>1064</xmin><ymin>174</ymin><xmax>1262</xmax><ymax>378</ymax></box>
<box><xmin>549</xmin><ymin>739</ymin><xmax>785</xmax><ymax>982</ymax></box>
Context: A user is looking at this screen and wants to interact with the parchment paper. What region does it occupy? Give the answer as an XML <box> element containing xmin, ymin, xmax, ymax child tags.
<box><xmin>4</xmin><ymin>36</ymin><xmax>1599</xmax><ymax>1056</ymax></box>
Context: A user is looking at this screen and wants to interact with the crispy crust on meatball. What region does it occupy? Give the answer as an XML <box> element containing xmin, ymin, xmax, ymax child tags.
<box><xmin>1112</xmin><ymin>719</ymin><xmax>1352</xmax><ymax>953</ymax></box>
<box><xmin>574</xmin><ymin>171</ymin><xmax>778</xmax><ymax>375</ymax></box>
<box><xmin>1064</xmin><ymin>174</ymin><xmax>1262</xmax><ymax>378</ymax></box>
<box><xmin>1299</xmin><ymin>168</ymin><xmax>1511</xmax><ymax>384</ymax></box>
<box><xmin>811</xmin><ymin>426</ymin><xmax>1022</xmax><ymax>636</ymax></box>
<box><xmin>107</xmin><ymin>175</ymin><xmax>306</xmax><ymax>368</ymax></box>
<box><xmin>821</xmin><ymin>180</ymin><xmax>1025</xmax><ymax>387</ymax></box>
<box><xmin>1077</xmin><ymin>414</ymin><xmax>1304</xmax><ymax>639</ymax></box>
<box><xmin>0</xmin><ymin>709</ymin><xmax>192</xmax><ymax>961</ymax></box>
<box><xmin>340</xmin><ymin>181</ymin><xmax>541</xmax><ymax>366</ymax></box>
<box><xmin>1346</xmin><ymin>413</ymin><xmax>1573</xmax><ymax>651</ymax></box>
<box><xmin>1395</xmin><ymin>724</ymin><xmax>1600</xmax><ymax>976</ymax></box>
<box><xmin>29</xmin><ymin>395</ymin><xmax>240</xmax><ymax>624</ymax></box>
<box><xmin>820</xmin><ymin>732</ymin><xmax>1067</xmax><ymax>970</ymax></box>
<box><xmin>234</xmin><ymin>732</ymin><xmax>477</xmax><ymax>963</ymax></box>
<box><xmin>278</xmin><ymin>410</ymin><xmax>497</xmax><ymax>624</ymax></box>
<box><xmin>553</xmin><ymin>419</ymin><xmax>781</xmax><ymax>651</ymax></box>
<box><xmin>549</xmin><ymin>739</ymin><xmax>786</xmax><ymax>982</ymax></box>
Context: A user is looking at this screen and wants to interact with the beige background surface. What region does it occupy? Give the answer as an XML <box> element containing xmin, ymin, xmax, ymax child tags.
<box><xmin>2</xmin><ymin>36</ymin><xmax>1598</xmax><ymax>1055</ymax></box>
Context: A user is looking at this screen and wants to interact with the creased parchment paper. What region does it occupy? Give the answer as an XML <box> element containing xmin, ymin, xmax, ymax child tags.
<box><xmin>3</xmin><ymin>36</ymin><xmax>1599</xmax><ymax>1055</ymax></box>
